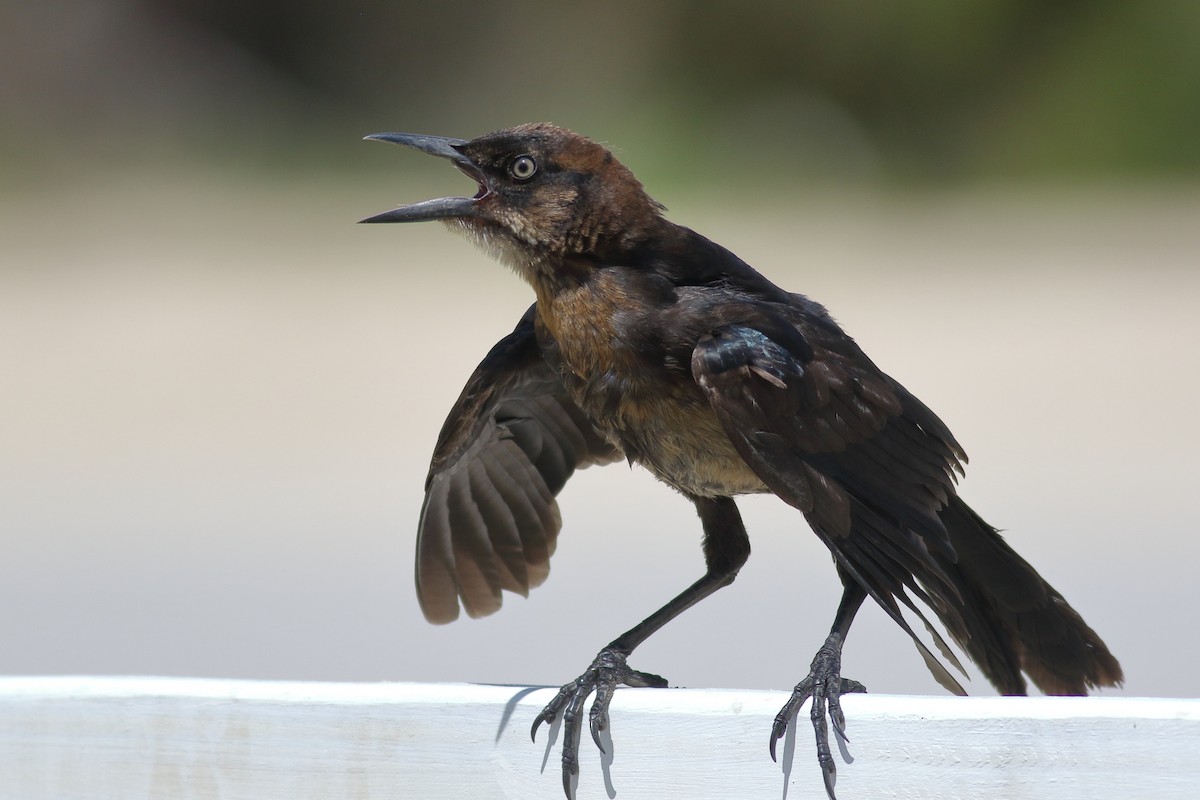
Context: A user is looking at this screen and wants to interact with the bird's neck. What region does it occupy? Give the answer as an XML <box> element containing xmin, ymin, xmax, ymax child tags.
<box><xmin>505</xmin><ymin>214</ymin><xmax>680</xmax><ymax>296</ymax></box>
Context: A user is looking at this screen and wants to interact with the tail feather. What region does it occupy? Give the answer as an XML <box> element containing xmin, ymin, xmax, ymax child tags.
<box><xmin>931</xmin><ymin>497</ymin><xmax>1123</xmax><ymax>695</ymax></box>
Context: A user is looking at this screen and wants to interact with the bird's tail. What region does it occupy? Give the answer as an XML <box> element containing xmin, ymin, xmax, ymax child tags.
<box><xmin>931</xmin><ymin>497</ymin><xmax>1123</xmax><ymax>695</ymax></box>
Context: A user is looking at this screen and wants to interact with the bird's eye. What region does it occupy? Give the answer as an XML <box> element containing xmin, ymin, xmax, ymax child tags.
<box><xmin>508</xmin><ymin>155</ymin><xmax>537</xmax><ymax>180</ymax></box>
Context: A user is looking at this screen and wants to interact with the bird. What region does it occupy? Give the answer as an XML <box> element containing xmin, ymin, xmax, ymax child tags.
<box><xmin>359</xmin><ymin>123</ymin><xmax>1123</xmax><ymax>799</ymax></box>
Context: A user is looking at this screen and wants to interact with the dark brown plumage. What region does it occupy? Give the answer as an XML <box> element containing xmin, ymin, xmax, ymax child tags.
<box><xmin>361</xmin><ymin>123</ymin><xmax>1122</xmax><ymax>799</ymax></box>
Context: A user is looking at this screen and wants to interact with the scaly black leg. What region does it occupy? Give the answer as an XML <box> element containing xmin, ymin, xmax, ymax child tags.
<box><xmin>770</xmin><ymin>580</ymin><xmax>868</xmax><ymax>800</ymax></box>
<box><xmin>531</xmin><ymin>496</ymin><xmax>750</xmax><ymax>799</ymax></box>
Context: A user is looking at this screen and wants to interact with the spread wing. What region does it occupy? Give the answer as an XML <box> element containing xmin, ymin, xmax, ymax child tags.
<box><xmin>417</xmin><ymin>305</ymin><xmax>621</xmax><ymax>623</ymax></box>
<box><xmin>691</xmin><ymin>314</ymin><xmax>972</xmax><ymax>692</ymax></box>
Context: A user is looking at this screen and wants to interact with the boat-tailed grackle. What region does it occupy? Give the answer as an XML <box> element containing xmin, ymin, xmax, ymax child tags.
<box><xmin>360</xmin><ymin>123</ymin><xmax>1123</xmax><ymax>799</ymax></box>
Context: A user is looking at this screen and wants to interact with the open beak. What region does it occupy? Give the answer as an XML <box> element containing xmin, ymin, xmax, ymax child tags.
<box><xmin>359</xmin><ymin>132</ymin><xmax>484</xmax><ymax>224</ymax></box>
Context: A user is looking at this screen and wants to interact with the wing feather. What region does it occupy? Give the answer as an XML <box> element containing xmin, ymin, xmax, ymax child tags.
<box><xmin>445</xmin><ymin>470</ymin><xmax>502</xmax><ymax>618</ymax></box>
<box><xmin>415</xmin><ymin>305</ymin><xmax>620</xmax><ymax>623</ymax></box>
<box><xmin>692</xmin><ymin>318</ymin><xmax>972</xmax><ymax>690</ymax></box>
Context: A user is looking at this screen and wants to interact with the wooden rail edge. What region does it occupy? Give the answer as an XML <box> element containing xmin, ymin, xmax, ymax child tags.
<box><xmin>1</xmin><ymin>677</ymin><xmax>1196</xmax><ymax>799</ymax></box>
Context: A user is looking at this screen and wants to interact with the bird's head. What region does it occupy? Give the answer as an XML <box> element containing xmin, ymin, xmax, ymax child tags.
<box><xmin>361</xmin><ymin>123</ymin><xmax>665</xmax><ymax>288</ymax></box>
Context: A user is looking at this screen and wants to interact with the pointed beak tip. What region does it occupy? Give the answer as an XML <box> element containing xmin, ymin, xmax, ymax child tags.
<box><xmin>360</xmin><ymin>132</ymin><xmax>470</xmax><ymax>162</ymax></box>
<box><xmin>358</xmin><ymin>211</ymin><xmax>398</xmax><ymax>224</ymax></box>
<box><xmin>357</xmin><ymin>195</ymin><xmax>478</xmax><ymax>224</ymax></box>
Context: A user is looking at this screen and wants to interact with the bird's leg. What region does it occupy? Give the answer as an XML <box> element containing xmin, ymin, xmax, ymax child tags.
<box><xmin>770</xmin><ymin>579</ymin><xmax>868</xmax><ymax>800</ymax></box>
<box><xmin>532</xmin><ymin>496</ymin><xmax>750</xmax><ymax>800</ymax></box>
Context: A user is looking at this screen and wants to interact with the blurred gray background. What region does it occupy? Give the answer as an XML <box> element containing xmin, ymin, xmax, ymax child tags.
<box><xmin>2</xmin><ymin>2</ymin><xmax>1198</xmax><ymax>699</ymax></box>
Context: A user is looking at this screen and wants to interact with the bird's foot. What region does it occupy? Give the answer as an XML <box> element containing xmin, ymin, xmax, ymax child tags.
<box><xmin>770</xmin><ymin>632</ymin><xmax>866</xmax><ymax>800</ymax></box>
<box><xmin>531</xmin><ymin>646</ymin><xmax>668</xmax><ymax>799</ymax></box>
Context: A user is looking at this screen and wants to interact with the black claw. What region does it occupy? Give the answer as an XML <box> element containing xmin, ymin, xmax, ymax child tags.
<box><xmin>821</xmin><ymin>760</ymin><xmax>838</xmax><ymax>800</ymax></box>
<box><xmin>590</xmin><ymin>679</ymin><xmax>612</xmax><ymax>752</ymax></box>
<box><xmin>589</xmin><ymin>716</ymin><xmax>606</xmax><ymax>752</ymax></box>
<box><xmin>532</xmin><ymin>685</ymin><xmax>572</xmax><ymax>743</ymax></box>
<box><xmin>531</xmin><ymin>711</ymin><xmax>548</xmax><ymax>742</ymax></box>
<box><xmin>828</xmin><ymin>695</ymin><xmax>848</xmax><ymax>743</ymax></box>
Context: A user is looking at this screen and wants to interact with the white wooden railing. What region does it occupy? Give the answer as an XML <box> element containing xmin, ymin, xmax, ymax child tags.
<box><xmin>0</xmin><ymin>677</ymin><xmax>1196</xmax><ymax>799</ymax></box>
